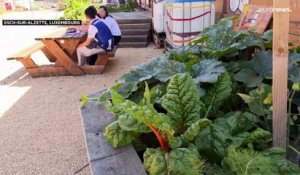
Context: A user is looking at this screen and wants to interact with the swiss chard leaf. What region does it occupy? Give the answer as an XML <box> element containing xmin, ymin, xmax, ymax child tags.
<box><xmin>161</xmin><ymin>73</ymin><xmax>203</xmax><ymax>133</ymax></box>
<box><xmin>195</xmin><ymin>124</ymin><xmax>228</xmax><ymax>163</ymax></box>
<box><xmin>169</xmin><ymin>118</ymin><xmax>211</xmax><ymax>149</ymax></box>
<box><xmin>103</xmin><ymin>121</ymin><xmax>139</xmax><ymax>148</ymax></box>
<box><xmin>122</xmin><ymin>101</ymin><xmax>174</xmax><ymax>136</ymax></box>
<box><xmin>144</xmin><ymin>148</ymin><xmax>167</xmax><ymax>175</ymax></box>
<box><xmin>195</xmin><ymin>112</ymin><xmax>259</xmax><ymax>163</ymax></box>
<box><xmin>117</xmin><ymin>114</ymin><xmax>150</xmax><ymax>133</ymax></box>
<box><xmin>150</xmin><ymin>84</ymin><xmax>167</xmax><ymax>104</ymax></box>
<box><xmin>192</xmin><ymin>59</ymin><xmax>226</xmax><ymax>84</ymax></box>
<box><xmin>216</xmin><ymin>112</ymin><xmax>259</xmax><ymax>135</ymax></box>
<box><xmin>202</xmin><ymin>72</ymin><xmax>232</xmax><ymax>118</ymax></box>
<box><xmin>144</xmin><ymin>145</ymin><xmax>205</xmax><ymax>175</ymax></box>
<box><xmin>168</xmin><ymin>145</ymin><xmax>205</xmax><ymax>175</ymax></box>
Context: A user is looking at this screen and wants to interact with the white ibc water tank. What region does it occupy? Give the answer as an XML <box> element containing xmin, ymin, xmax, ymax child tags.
<box><xmin>153</xmin><ymin>1</ymin><xmax>166</xmax><ymax>33</ymax></box>
<box><xmin>166</xmin><ymin>0</ymin><xmax>216</xmax><ymax>48</ymax></box>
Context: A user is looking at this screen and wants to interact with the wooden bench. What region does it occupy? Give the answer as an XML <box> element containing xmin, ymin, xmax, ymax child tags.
<box><xmin>7</xmin><ymin>41</ymin><xmax>118</xmax><ymax>77</ymax></box>
<box><xmin>94</xmin><ymin>46</ymin><xmax>118</xmax><ymax>71</ymax></box>
<box><xmin>7</xmin><ymin>42</ymin><xmax>46</xmax><ymax>69</ymax></box>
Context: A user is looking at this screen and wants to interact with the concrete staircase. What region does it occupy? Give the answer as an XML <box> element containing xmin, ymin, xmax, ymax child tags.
<box><xmin>116</xmin><ymin>18</ymin><xmax>152</xmax><ymax>48</ymax></box>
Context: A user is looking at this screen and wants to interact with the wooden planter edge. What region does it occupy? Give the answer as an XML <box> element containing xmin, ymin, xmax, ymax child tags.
<box><xmin>79</xmin><ymin>90</ymin><xmax>147</xmax><ymax>175</ymax></box>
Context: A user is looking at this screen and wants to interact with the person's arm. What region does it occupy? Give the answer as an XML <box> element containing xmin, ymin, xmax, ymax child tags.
<box><xmin>110</xmin><ymin>18</ymin><xmax>121</xmax><ymax>35</ymax></box>
<box><xmin>79</xmin><ymin>24</ymin><xmax>97</xmax><ymax>47</ymax></box>
<box><xmin>79</xmin><ymin>38</ymin><xmax>93</xmax><ymax>47</ymax></box>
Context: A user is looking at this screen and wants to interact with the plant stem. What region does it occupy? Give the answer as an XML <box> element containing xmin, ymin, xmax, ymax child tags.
<box><xmin>204</xmin><ymin>93</ymin><xmax>216</xmax><ymax>118</ymax></box>
<box><xmin>148</xmin><ymin>125</ymin><xmax>169</xmax><ymax>153</ymax></box>
<box><xmin>288</xmin><ymin>145</ymin><xmax>300</xmax><ymax>155</ymax></box>
<box><xmin>288</xmin><ymin>90</ymin><xmax>296</xmax><ymax>118</ymax></box>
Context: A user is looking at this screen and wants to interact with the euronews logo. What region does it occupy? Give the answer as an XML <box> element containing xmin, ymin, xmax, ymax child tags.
<box><xmin>259</xmin><ymin>8</ymin><xmax>292</xmax><ymax>13</ymax></box>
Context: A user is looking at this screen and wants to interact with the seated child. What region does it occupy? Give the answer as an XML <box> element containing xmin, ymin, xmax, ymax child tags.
<box><xmin>76</xmin><ymin>6</ymin><xmax>114</xmax><ymax>66</ymax></box>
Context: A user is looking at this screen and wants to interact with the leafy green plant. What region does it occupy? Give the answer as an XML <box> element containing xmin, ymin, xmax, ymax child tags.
<box><xmin>193</xmin><ymin>18</ymin><xmax>270</xmax><ymax>59</ymax></box>
<box><xmin>230</xmin><ymin>51</ymin><xmax>300</xmax><ymax>87</ymax></box>
<box><xmin>121</xmin><ymin>56</ymin><xmax>185</xmax><ymax>83</ymax></box>
<box><xmin>195</xmin><ymin>111</ymin><xmax>271</xmax><ymax>163</ymax></box>
<box><xmin>60</xmin><ymin>0</ymin><xmax>90</xmax><ymax>20</ymax></box>
<box><xmin>80</xmin><ymin>17</ymin><xmax>300</xmax><ymax>174</ymax></box>
<box><xmin>60</xmin><ymin>0</ymin><xmax>135</xmax><ymax>20</ymax></box>
<box><xmin>223</xmin><ymin>146</ymin><xmax>300</xmax><ymax>175</ymax></box>
<box><xmin>238</xmin><ymin>84</ymin><xmax>272</xmax><ymax>130</ymax></box>
<box><xmin>101</xmin><ymin>73</ymin><xmax>211</xmax><ymax>174</ymax></box>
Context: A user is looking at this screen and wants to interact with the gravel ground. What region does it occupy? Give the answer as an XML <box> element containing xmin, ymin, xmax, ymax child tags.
<box><xmin>0</xmin><ymin>46</ymin><xmax>163</xmax><ymax>174</ymax></box>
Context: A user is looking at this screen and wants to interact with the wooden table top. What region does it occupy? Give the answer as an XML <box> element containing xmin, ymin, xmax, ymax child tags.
<box><xmin>35</xmin><ymin>27</ymin><xmax>87</xmax><ymax>40</ymax></box>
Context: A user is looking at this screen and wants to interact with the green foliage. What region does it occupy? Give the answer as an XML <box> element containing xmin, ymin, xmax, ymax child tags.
<box><xmin>150</xmin><ymin>84</ymin><xmax>167</xmax><ymax>104</ymax></box>
<box><xmin>144</xmin><ymin>145</ymin><xmax>206</xmax><ymax>175</ymax></box>
<box><xmin>161</xmin><ymin>73</ymin><xmax>204</xmax><ymax>132</ymax></box>
<box><xmin>103</xmin><ymin>121</ymin><xmax>139</xmax><ymax>148</ymax></box>
<box><xmin>60</xmin><ymin>0</ymin><xmax>134</xmax><ymax>20</ymax></box>
<box><xmin>238</xmin><ymin>84</ymin><xmax>272</xmax><ymax>117</ymax></box>
<box><xmin>80</xmin><ymin>95</ymin><xmax>91</xmax><ymax>108</ymax></box>
<box><xmin>168</xmin><ymin>145</ymin><xmax>205</xmax><ymax>175</ymax></box>
<box><xmin>117</xmin><ymin>114</ymin><xmax>150</xmax><ymax>133</ymax></box>
<box><xmin>232</xmin><ymin>51</ymin><xmax>300</xmax><ymax>87</ymax></box>
<box><xmin>101</xmin><ymin>73</ymin><xmax>212</xmax><ymax>174</ymax></box>
<box><xmin>83</xmin><ymin>17</ymin><xmax>300</xmax><ymax>175</ymax></box>
<box><xmin>170</xmin><ymin>118</ymin><xmax>211</xmax><ymax>149</ymax></box>
<box><xmin>237</xmin><ymin>84</ymin><xmax>273</xmax><ymax>131</ymax></box>
<box><xmin>202</xmin><ymin>72</ymin><xmax>232</xmax><ymax>117</ymax></box>
<box><xmin>194</xmin><ymin>18</ymin><xmax>268</xmax><ymax>59</ymax></box>
<box><xmin>223</xmin><ymin>146</ymin><xmax>300</xmax><ymax>175</ymax></box>
<box><xmin>121</xmin><ymin>56</ymin><xmax>185</xmax><ymax>83</ymax></box>
<box><xmin>104</xmin><ymin>1</ymin><xmax>135</xmax><ymax>13</ymax></box>
<box><xmin>204</xmin><ymin>164</ymin><xmax>232</xmax><ymax>175</ymax></box>
<box><xmin>242</xmin><ymin>128</ymin><xmax>272</xmax><ymax>148</ymax></box>
<box><xmin>233</xmin><ymin>51</ymin><xmax>272</xmax><ymax>87</ymax></box>
<box><xmin>195</xmin><ymin>112</ymin><xmax>267</xmax><ymax>163</ymax></box>
<box><xmin>143</xmin><ymin>148</ymin><xmax>167</xmax><ymax>175</ymax></box>
<box><xmin>169</xmin><ymin>45</ymin><xmax>203</xmax><ymax>72</ymax></box>
<box><xmin>192</xmin><ymin>59</ymin><xmax>226</xmax><ymax>84</ymax></box>
<box><xmin>60</xmin><ymin>0</ymin><xmax>90</xmax><ymax>20</ymax></box>
<box><xmin>80</xmin><ymin>95</ymin><xmax>99</xmax><ymax>108</ymax></box>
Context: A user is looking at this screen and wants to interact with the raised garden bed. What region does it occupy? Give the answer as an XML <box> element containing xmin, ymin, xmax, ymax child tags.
<box><xmin>80</xmin><ymin>91</ymin><xmax>147</xmax><ymax>175</ymax></box>
<box><xmin>80</xmin><ymin>18</ymin><xmax>300</xmax><ymax>175</ymax></box>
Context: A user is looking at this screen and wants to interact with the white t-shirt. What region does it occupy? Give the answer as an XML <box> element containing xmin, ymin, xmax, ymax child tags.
<box><xmin>87</xmin><ymin>19</ymin><xmax>98</xmax><ymax>39</ymax></box>
<box><xmin>99</xmin><ymin>16</ymin><xmax>122</xmax><ymax>36</ymax></box>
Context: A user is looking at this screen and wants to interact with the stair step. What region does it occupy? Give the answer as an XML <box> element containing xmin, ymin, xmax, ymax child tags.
<box><xmin>121</xmin><ymin>29</ymin><xmax>149</xmax><ymax>35</ymax></box>
<box><xmin>119</xmin><ymin>23</ymin><xmax>151</xmax><ymax>30</ymax></box>
<box><xmin>118</xmin><ymin>42</ymin><xmax>148</xmax><ymax>48</ymax></box>
<box><xmin>116</xmin><ymin>18</ymin><xmax>152</xmax><ymax>24</ymax></box>
<box><xmin>121</xmin><ymin>35</ymin><xmax>148</xmax><ymax>42</ymax></box>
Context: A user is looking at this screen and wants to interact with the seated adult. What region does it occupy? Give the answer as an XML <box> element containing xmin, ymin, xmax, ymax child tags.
<box><xmin>76</xmin><ymin>6</ymin><xmax>114</xmax><ymax>66</ymax></box>
<box><xmin>97</xmin><ymin>6</ymin><xmax>122</xmax><ymax>45</ymax></box>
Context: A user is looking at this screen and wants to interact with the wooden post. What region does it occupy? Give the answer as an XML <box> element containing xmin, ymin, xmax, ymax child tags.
<box><xmin>272</xmin><ymin>0</ymin><xmax>290</xmax><ymax>150</ymax></box>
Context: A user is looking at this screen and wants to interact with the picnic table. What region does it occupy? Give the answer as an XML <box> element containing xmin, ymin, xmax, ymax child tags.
<box><xmin>7</xmin><ymin>26</ymin><xmax>115</xmax><ymax>78</ymax></box>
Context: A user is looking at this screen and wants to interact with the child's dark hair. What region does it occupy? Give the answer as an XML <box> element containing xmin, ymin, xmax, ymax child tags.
<box><xmin>85</xmin><ymin>6</ymin><xmax>97</xmax><ymax>19</ymax></box>
<box><xmin>99</xmin><ymin>6</ymin><xmax>109</xmax><ymax>18</ymax></box>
